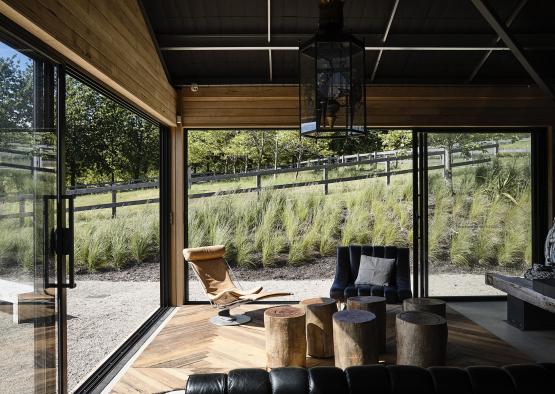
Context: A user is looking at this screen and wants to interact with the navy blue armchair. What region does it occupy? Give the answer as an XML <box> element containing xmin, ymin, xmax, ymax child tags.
<box><xmin>330</xmin><ymin>245</ymin><xmax>412</xmax><ymax>304</ymax></box>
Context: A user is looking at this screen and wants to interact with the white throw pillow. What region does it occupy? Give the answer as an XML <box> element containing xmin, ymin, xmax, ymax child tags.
<box><xmin>355</xmin><ymin>255</ymin><xmax>396</xmax><ymax>287</ymax></box>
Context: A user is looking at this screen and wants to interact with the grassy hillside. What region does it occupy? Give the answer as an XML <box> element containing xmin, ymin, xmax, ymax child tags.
<box><xmin>0</xmin><ymin>153</ymin><xmax>530</xmax><ymax>274</ymax></box>
<box><xmin>189</xmin><ymin>155</ymin><xmax>531</xmax><ymax>271</ymax></box>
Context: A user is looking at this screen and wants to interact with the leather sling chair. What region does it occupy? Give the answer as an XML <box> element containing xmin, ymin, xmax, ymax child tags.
<box><xmin>183</xmin><ymin>245</ymin><xmax>292</xmax><ymax>326</ymax></box>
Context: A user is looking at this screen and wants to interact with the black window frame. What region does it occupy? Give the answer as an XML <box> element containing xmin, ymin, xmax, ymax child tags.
<box><xmin>413</xmin><ymin>127</ymin><xmax>550</xmax><ymax>301</ymax></box>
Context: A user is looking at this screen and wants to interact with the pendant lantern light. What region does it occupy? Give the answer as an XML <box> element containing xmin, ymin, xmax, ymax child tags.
<box><xmin>299</xmin><ymin>0</ymin><xmax>366</xmax><ymax>138</ymax></box>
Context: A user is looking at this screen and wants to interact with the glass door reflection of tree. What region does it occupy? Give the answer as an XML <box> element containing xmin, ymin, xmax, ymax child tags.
<box><xmin>0</xmin><ymin>41</ymin><xmax>60</xmax><ymax>393</ymax></box>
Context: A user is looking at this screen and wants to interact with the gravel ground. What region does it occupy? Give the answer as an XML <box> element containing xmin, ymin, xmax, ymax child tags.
<box><xmin>187</xmin><ymin>273</ymin><xmax>504</xmax><ymax>301</ymax></box>
<box><xmin>67</xmin><ymin>280</ymin><xmax>159</xmax><ymax>390</ymax></box>
<box><xmin>0</xmin><ymin>278</ymin><xmax>159</xmax><ymax>393</ymax></box>
<box><xmin>0</xmin><ymin>314</ymin><xmax>34</xmax><ymax>394</ymax></box>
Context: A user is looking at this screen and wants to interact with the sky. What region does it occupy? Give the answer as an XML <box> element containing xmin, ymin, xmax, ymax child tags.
<box><xmin>0</xmin><ymin>41</ymin><xmax>32</xmax><ymax>69</ymax></box>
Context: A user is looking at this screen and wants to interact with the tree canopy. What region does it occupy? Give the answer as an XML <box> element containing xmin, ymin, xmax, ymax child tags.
<box><xmin>187</xmin><ymin>129</ymin><xmax>385</xmax><ymax>174</ymax></box>
<box><xmin>65</xmin><ymin>77</ymin><xmax>160</xmax><ymax>185</ymax></box>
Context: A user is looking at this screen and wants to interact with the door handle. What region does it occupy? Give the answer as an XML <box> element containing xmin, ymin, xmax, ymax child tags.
<box><xmin>43</xmin><ymin>194</ymin><xmax>76</xmax><ymax>289</ymax></box>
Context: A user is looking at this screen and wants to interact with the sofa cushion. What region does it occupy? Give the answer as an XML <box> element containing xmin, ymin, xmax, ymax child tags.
<box><xmin>186</xmin><ymin>373</ymin><xmax>227</xmax><ymax>394</ymax></box>
<box><xmin>270</xmin><ymin>367</ymin><xmax>309</xmax><ymax>394</ymax></box>
<box><xmin>503</xmin><ymin>364</ymin><xmax>553</xmax><ymax>394</ymax></box>
<box><xmin>344</xmin><ymin>285</ymin><xmax>358</xmax><ymax>298</ymax></box>
<box><xmin>356</xmin><ymin>284</ymin><xmax>373</xmax><ymax>296</ymax></box>
<box><xmin>467</xmin><ymin>366</ymin><xmax>516</xmax><ymax>394</ymax></box>
<box><xmin>370</xmin><ymin>285</ymin><xmax>385</xmax><ymax>296</ymax></box>
<box><xmin>308</xmin><ymin>367</ymin><xmax>349</xmax><ymax>394</ymax></box>
<box><xmin>228</xmin><ymin>369</ymin><xmax>271</xmax><ymax>394</ymax></box>
<box><xmin>384</xmin><ymin>286</ymin><xmax>398</xmax><ymax>303</ymax></box>
<box><xmin>346</xmin><ymin>365</ymin><xmax>390</xmax><ymax>394</ymax></box>
<box><xmin>429</xmin><ymin>366</ymin><xmax>473</xmax><ymax>394</ymax></box>
<box><xmin>355</xmin><ymin>255</ymin><xmax>396</xmax><ymax>286</ymax></box>
<box><xmin>388</xmin><ymin>365</ymin><xmax>435</xmax><ymax>394</ymax></box>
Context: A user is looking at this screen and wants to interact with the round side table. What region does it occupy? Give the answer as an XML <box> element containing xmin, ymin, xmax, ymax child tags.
<box><xmin>300</xmin><ymin>297</ymin><xmax>337</xmax><ymax>358</ymax></box>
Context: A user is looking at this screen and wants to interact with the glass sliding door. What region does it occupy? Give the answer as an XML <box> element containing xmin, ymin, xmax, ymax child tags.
<box><xmin>64</xmin><ymin>75</ymin><xmax>161</xmax><ymax>391</ymax></box>
<box><xmin>422</xmin><ymin>131</ymin><xmax>532</xmax><ymax>296</ymax></box>
<box><xmin>0</xmin><ymin>40</ymin><xmax>61</xmax><ymax>393</ymax></box>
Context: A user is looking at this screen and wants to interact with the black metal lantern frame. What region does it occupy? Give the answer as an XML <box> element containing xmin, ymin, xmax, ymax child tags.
<box><xmin>299</xmin><ymin>31</ymin><xmax>366</xmax><ymax>139</ymax></box>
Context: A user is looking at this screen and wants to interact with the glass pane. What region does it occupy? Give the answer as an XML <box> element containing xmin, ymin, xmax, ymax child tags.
<box><xmin>427</xmin><ymin>132</ymin><xmax>532</xmax><ymax>296</ymax></box>
<box><xmin>0</xmin><ymin>41</ymin><xmax>58</xmax><ymax>393</ymax></box>
<box><xmin>65</xmin><ymin>76</ymin><xmax>160</xmax><ymax>391</ymax></box>
<box><xmin>316</xmin><ymin>41</ymin><xmax>350</xmax><ymax>132</ymax></box>
<box><xmin>300</xmin><ymin>43</ymin><xmax>316</xmax><ymax>135</ymax></box>
<box><xmin>186</xmin><ymin>129</ymin><xmax>414</xmax><ymax>302</ymax></box>
<box><xmin>350</xmin><ymin>45</ymin><xmax>365</xmax><ymax>133</ymax></box>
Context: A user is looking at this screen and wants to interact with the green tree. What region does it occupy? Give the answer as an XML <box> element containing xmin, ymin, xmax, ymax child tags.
<box><xmin>380</xmin><ymin>130</ymin><xmax>412</xmax><ymax>151</ymax></box>
<box><xmin>65</xmin><ymin>77</ymin><xmax>159</xmax><ymax>185</ymax></box>
<box><xmin>0</xmin><ymin>55</ymin><xmax>33</xmax><ymax>132</ymax></box>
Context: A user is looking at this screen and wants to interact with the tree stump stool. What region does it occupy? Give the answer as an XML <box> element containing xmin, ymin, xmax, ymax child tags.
<box><xmin>403</xmin><ymin>297</ymin><xmax>446</xmax><ymax>317</ymax></box>
<box><xmin>347</xmin><ymin>296</ymin><xmax>387</xmax><ymax>353</ymax></box>
<box><xmin>396</xmin><ymin>311</ymin><xmax>448</xmax><ymax>367</ymax></box>
<box><xmin>333</xmin><ymin>309</ymin><xmax>378</xmax><ymax>369</ymax></box>
<box><xmin>300</xmin><ymin>297</ymin><xmax>337</xmax><ymax>358</ymax></box>
<box><xmin>264</xmin><ymin>306</ymin><xmax>306</xmax><ymax>368</ymax></box>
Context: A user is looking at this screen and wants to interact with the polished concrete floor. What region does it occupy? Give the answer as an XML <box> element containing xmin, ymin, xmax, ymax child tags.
<box><xmin>449</xmin><ymin>301</ymin><xmax>555</xmax><ymax>363</ymax></box>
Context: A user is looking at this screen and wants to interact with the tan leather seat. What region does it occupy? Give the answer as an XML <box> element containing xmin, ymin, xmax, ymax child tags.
<box><xmin>184</xmin><ymin>245</ymin><xmax>292</xmax><ymax>325</ymax></box>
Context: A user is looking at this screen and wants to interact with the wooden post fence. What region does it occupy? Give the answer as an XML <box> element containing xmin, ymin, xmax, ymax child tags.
<box><xmin>111</xmin><ymin>189</ymin><xmax>117</xmax><ymax>218</ymax></box>
<box><xmin>256</xmin><ymin>174</ymin><xmax>262</xmax><ymax>195</ymax></box>
<box><xmin>19</xmin><ymin>198</ymin><xmax>25</xmax><ymax>226</ymax></box>
<box><xmin>323</xmin><ymin>167</ymin><xmax>329</xmax><ymax>195</ymax></box>
<box><xmin>385</xmin><ymin>157</ymin><xmax>391</xmax><ymax>185</ymax></box>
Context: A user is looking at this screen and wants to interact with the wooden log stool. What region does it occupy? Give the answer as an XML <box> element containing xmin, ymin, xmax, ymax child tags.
<box><xmin>396</xmin><ymin>311</ymin><xmax>448</xmax><ymax>367</ymax></box>
<box><xmin>403</xmin><ymin>297</ymin><xmax>446</xmax><ymax>317</ymax></box>
<box><xmin>300</xmin><ymin>297</ymin><xmax>337</xmax><ymax>358</ymax></box>
<box><xmin>332</xmin><ymin>309</ymin><xmax>378</xmax><ymax>369</ymax></box>
<box><xmin>264</xmin><ymin>306</ymin><xmax>306</xmax><ymax>368</ymax></box>
<box><xmin>347</xmin><ymin>296</ymin><xmax>387</xmax><ymax>353</ymax></box>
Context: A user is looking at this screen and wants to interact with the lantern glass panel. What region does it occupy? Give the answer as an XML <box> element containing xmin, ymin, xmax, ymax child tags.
<box><xmin>316</xmin><ymin>41</ymin><xmax>350</xmax><ymax>134</ymax></box>
<box><xmin>300</xmin><ymin>42</ymin><xmax>317</xmax><ymax>135</ymax></box>
<box><xmin>351</xmin><ymin>43</ymin><xmax>365</xmax><ymax>134</ymax></box>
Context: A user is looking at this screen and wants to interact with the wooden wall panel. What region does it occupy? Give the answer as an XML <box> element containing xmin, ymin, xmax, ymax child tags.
<box><xmin>181</xmin><ymin>85</ymin><xmax>555</xmax><ymax>128</ymax></box>
<box><xmin>0</xmin><ymin>0</ymin><xmax>176</xmax><ymax>126</ymax></box>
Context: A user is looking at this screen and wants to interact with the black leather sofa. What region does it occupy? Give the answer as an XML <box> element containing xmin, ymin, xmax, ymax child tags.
<box><xmin>330</xmin><ymin>245</ymin><xmax>412</xmax><ymax>303</ymax></box>
<box><xmin>185</xmin><ymin>364</ymin><xmax>555</xmax><ymax>394</ymax></box>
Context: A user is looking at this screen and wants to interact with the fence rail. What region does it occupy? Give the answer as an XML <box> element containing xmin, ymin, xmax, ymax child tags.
<box><xmin>188</xmin><ymin>158</ymin><xmax>491</xmax><ymax>199</ymax></box>
<box><xmin>1</xmin><ymin>140</ymin><xmax>528</xmax><ymax>221</ymax></box>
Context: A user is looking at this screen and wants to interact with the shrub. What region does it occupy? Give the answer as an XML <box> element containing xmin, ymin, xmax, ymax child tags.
<box><xmin>450</xmin><ymin>226</ymin><xmax>475</xmax><ymax>267</ymax></box>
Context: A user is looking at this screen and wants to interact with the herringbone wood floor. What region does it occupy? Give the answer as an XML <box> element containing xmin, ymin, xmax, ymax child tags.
<box><xmin>110</xmin><ymin>304</ymin><xmax>532</xmax><ymax>393</ymax></box>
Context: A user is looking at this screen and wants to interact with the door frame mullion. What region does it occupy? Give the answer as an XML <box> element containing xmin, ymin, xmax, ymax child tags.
<box><xmin>56</xmin><ymin>64</ymin><xmax>69</xmax><ymax>394</ymax></box>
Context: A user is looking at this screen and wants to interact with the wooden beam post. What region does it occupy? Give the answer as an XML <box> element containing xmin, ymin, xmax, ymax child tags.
<box><xmin>169</xmin><ymin>124</ymin><xmax>185</xmax><ymax>306</ymax></box>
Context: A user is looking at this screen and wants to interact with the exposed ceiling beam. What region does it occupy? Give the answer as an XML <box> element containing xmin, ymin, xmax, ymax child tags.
<box><xmin>371</xmin><ymin>0</ymin><xmax>400</xmax><ymax>82</ymax></box>
<box><xmin>157</xmin><ymin>33</ymin><xmax>555</xmax><ymax>49</ymax></box>
<box><xmin>470</xmin><ymin>0</ymin><xmax>554</xmax><ymax>99</ymax></box>
<box><xmin>173</xmin><ymin>76</ymin><xmax>541</xmax><ymax>86</ymax></box>
<box><xmin>161</xmin><ymin>45</ymin><xmax>512</xmax><ymax>52</ymax></box>
<box><xmin>466</xmin><ymin>0</ymin><xmax>528</xmax><ymax>83</ymax></box>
